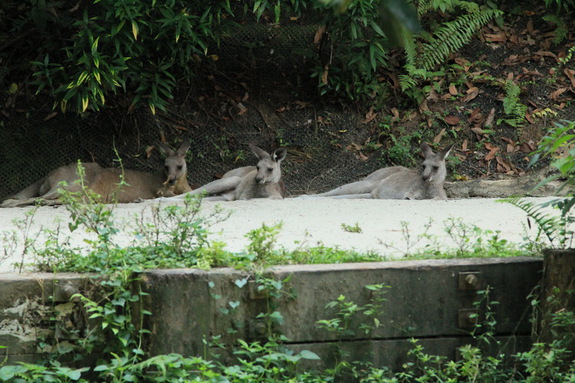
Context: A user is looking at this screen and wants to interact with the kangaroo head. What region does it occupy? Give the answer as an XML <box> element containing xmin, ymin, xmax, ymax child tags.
<box><xmin>159</xmin><ymin>139</ymin><xmax>191</xmax><ymax>186</ymax></box>
<box><xmin>420</xmin><ymin>142</ymin><xmax>452</xmax><ymax>184</ymax></box>
<box><xmin>250</xmin><ymin>144</ymin><xmax>287</xmax><ymax>184</ymax></box>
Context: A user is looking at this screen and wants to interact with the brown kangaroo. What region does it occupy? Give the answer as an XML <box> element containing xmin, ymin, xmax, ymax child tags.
<box><xmin>1</xmin><ymin>140</ymin><xmax>192</xmax><ymax>208</ymax></box>
<box><xmin>303</xmin><ymin>142</ymin><xmax>452</xmax><ymax>200</ymax></box>
<box><xmin>161</xmin><ymin>144</ymin><xmax>287</xmax><ymax>202</ymax></box>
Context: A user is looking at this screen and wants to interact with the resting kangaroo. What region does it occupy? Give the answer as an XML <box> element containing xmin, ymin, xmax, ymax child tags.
<box><xmin>1</xmin><ymin>140</ymin><xmax>192</xmax><ymax>208</ymax></box>
<box><xmin>160</xmin><ymin>144</ymin><xmax>287</xmax><ymax>201</ymax></box>
<box><xmin>306</xmin><ymin>142</ymin><xmax>452</xmax><ymax>200</ymax></box>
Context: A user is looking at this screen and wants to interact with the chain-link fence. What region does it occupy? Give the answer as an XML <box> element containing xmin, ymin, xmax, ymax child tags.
<box><xmin>0</xmin><ymin>20</ymin><xmax>389</xmax><ymax>200</ymax></box>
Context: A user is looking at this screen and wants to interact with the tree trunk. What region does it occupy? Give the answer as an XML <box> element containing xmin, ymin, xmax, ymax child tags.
<box><xmin>539</xmin><ymin>249</ymin><xmax>575</xmax><ymax>344</ymax></box>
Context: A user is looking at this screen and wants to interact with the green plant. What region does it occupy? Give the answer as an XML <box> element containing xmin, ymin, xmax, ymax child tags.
<box><xmin>341</xmin><ymin>222</ymin><xmax>362</xmax><ymax>233</ymax></box>
<box><xmin>1</xmin><ymin>207</ymin><xmax>40</xmax><ymax>272</ymax></box>
<box><xmin>506</xmin><ymin>120</ymin><xmax>575</xmax><ymax>249</ymax></box>
<box><xmin>499</xmin><ymin>79</ymin><xmax>527</xmax><ymax>128</ymax></box>
<box><xmin>243</xmin><ymin>222</ymin><xmax>284</xmax><ymax>267</ymax></box>
<box><xmin>400</xmin><ymin>0</ymin><xmax>501</xmax><ymax>103</ymax></box>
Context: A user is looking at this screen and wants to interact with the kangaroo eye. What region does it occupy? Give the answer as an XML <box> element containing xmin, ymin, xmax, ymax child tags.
<box><xmin>267</xmin><ymin>167</ymin><xmax>273</xmax><ymax>173</ymax></box>
<box><xmin>177</xmin><ymin>165</ymin><xmax>183</xmax><ymax>170</ymax></box>
<box><xmin>433</xmin><ymin>166</ymin><xmax>439</xmax><ymax>171</ymax></box>
<box><xmin>256</xmin><ymin>166</ymin><xmax>260</xmax><ymax>171</ymax></box>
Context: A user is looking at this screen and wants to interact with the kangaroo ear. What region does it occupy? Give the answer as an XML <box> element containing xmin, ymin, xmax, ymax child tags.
<box><xmin>441</xmin><ymin>144</ymin><xmax>453</xmax><ymax>159</ymax></box>
<box><xmin>249</xmin><ymin>144</ymin><xmax>270</xmax><ymax>160</ymax></box>
<box><xmin>176</xmin><ymin>138</ymin><xmax>191</xmax><ymax>156</ymax></box>
<box><xmin>158</xmin><ymin>142</ymin><xmax>174</xmax><ymax>156</ymax></box>
<box><xmin>420</xmin><ymin>142</ymin><xmax>433</xmax><ymax>157</ymax></box>
<box><xmin>273</xmin><ymin>147</ymin><xmax>287</xmax><ymax>163</ymax></box>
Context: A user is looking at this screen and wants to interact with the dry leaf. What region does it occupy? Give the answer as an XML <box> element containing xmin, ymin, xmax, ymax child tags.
<box><xmin>433</xmin><ymin>128</ymin><xmax>446</xmax><ymax>143</ymax></box>
<box><xmin>471</xmin><ymin>127</ymin><xmax>485</xmax><ymax>136</ymax></box>
<box><xmin>550</xmin><ymin>88</ymin><xmax>567</xmax><ymax>100</ymax></box>
<box><xmin>484</xmin><ymin>108</ymin><xmax>496</xmax><ymax>128</ymax></box>
<box><xmin>321</xmin><ymin>65</ymin><xmax>329</xmax><ymax>85</ymax></box>
<box><xmin>462</xmin><ymin>139</ymin><xmax>468</xmax><ymax>151</ymax></box>
<box><xmin>314</xmin><ymin>25</ymin><xmax>326</xmax><ymax>45</ymax></box>
<box><xmin>485</xmin><ymin>143</ymin><xmax>499</xmax><ymax>161</ymax></box>
<box><xmin>485</xmin><ymin>33</ymin><xmax>506</xmax><ymax>42</ymax></box>
<box><xmin>534</xmin><ymin>50</ymin><xmax>557</xmax><ymax>59</ymax></box>
<box><xmin>463</xmin><ymin>91</ymin><xmax>479</xmax><ymax>103</ymax></box>
<box><xmin>391</xmin><ymin>108</ymin><xmax>400</xmax><ymax>121</ymax></box>
<box><xmin>44</xmin><ymin>112</ymin><xmax>57</xmax><ymax>121</ymax></box>
<box><xmin>444</xmin><ymin>115</ymin><xmax>460</xmax><ymax>125</ymax></box>
<box><xmin>449</xmin><ymin>84</ymin><xmax>458</xmax><ymax>95</ymax></box>
<box><xmin>419</xmin><ymin>100</ymin><xmax>430</xmax><ymax>113</ymax></box>
<box><xmin>357</xmin><ymin>152</ymin><xmax>368</xmax><ymax>161</ymax></box>
<box><xmin>237</xmin><ymin>102</ymin><xmax>248</xmax><ymax>115</ymax></box>
<box><xmin>564</xmin><ymin>68</ymin><xmax>575</xmax><ymax>87</ymax></box>
<box><xmin>361</xmin><ymin>106</ymin><xmax>378</xmax><ymax>124</ymax></box>
<box><xmin>496</xmin><ymin>156</ymin><xmax>513</xmax><ymax>173</ymax></box>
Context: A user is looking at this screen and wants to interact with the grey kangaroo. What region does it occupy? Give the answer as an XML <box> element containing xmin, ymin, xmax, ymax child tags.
<box><xmin>161</xmin><ymin>144</ymin><xmax>287</xmax><ymax>202</ymax></box>
<box><xmin>306</xmin><ymin>142</ymin><xmax>452</xmax><ymax>200</ymax></box>
<box><xmin>1</xmin><ymin>140</ymin><xmax>192</xmax><ymax>208</ymax></box>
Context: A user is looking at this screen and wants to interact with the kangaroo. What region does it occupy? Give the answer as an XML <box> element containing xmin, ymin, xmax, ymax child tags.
<box><xmin>1</xmin><ymin>140</ymin><xmax>192</xmax><ymax>208</ymax></box>
<box><xmin>161</xmin><ymin>144</ymin><xmax>287</xmax><ymax>202</ymax></box>
<box><xmin>304</xmin><ymin>142</ymin><xmax>452</xmax><ymax>200</ymax></box>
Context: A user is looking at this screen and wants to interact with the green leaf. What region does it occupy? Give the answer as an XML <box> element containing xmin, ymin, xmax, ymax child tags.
<box><xmin>300</xmin><ymin>350</ymin><xmax>321</xmax><ymax>360</ymax></box>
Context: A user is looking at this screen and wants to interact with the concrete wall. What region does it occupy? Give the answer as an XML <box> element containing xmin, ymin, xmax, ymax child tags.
<box><xmin>0</xmin><ymin>257</ymin><xmax>542</xmax><ymax>370</ymax></box>
<box><xmin>140</xmin><ymin>257</ymin><xmax>542</xmax><ymax>370</ymax></box>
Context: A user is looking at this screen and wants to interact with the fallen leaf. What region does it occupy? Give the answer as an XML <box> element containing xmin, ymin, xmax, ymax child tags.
<box><xmin>507</xmin><ymin>144</ymin><xmax>515</xmax><ymax>153</ymax></box>
<box><xmin>391</xmin><ymin>108</ymin><xmax>400</xmax><ymax>121</ymax></box>
<box><xmin>484</xmin><ymin>108</ymin><xmax>496</xmax><ymax>128</ymax></box>
<box><xmin>501</xmin><ymin>137</ymin><xmax>514</xmax><ymax>144</ymax></box>
<box><xmin>550</xmin><ymin>88</ymin><xmax>567</xmax><ymax>100</ymax></box>
<box><xmin>44</xmin><ymin>112</ymin><xmax>57</xmax><ymax>121</ymax></box>
<box><xmin>314</xmin><ymin>25</ymin><xmax>326</xmax><ymax>45</ymax></box>
<box><xmin>419</xmin><ymin>100</ymin><xmax>429</xmax><ymax>113</ymax></box>
<box><xmin>534</xmin><ymin>50</ymin><xmax>557</xmax><ymax>59</ymax></box>
<box><xmin>433</xmin><ymin>128</ymin><xmax>446</xmax><ymax>143</ymax></box>
<box><xmin>361</xmin><ymin>106</ymin><xmax>378</xmax><ymax>124</ymax></box>
<box><xmin>444</xmin><ymin>115</ymin><xmax>460</xmax><ymax>125</ymax></box>
<box><xmin>462</xmin><ymin>139</ymin><xmax>468</xmax><ymax>151</ymax></box>
<box><xmin>237</xmin><ymin>102</ymin><xmax>248</xmax><ymax>115</ymax></box>
<box><xmin>294</xmin><ymin>100</ymin><xmax>310</xmax><ymax>108</ymax></box>
<box><xmin>564</xmin><ymin>68</ymin><xmax>575</xmax><ymax>87</ymax></box>
<box><xmin>357</xmin><ymin>152</ymin><xmax>368</xmax><ymax>161</ymax></box>
<box><xmin>520</xmin><ymin>142</ymin><xmax>536</xmax><ymax>153</ymax></box>
<box><xmin>496</xmin><ymin>156</ymin><xmax>513</xmax><ymax>173</ymax></box>
<box><xmin>463</xmin><ymin>91</ymin><xmax>479</xmax><ymax>102</ymax></box>
<box><xmin>449</xmin><ymin>84</ymin><xmax>458</xmax><ymax>95</ymax></box>
<box><xmin>525</xmin><ymin>112</ymin><xmax>534</xmax><ymax>124</ymax></box>
<box><xmin>485</xmin><ymin>33</ymin><xmax>506</xmax><ymax>42</ymax></box>
<box><xmin>485</xmin><ymin>145</ymin><xmax>499</xmax><ymax>161</ymax></box>
<box><xmin>321</xmin><ymin>65</ymin><xmax>329</xmax><ymax>85</ymax></box>
<box><xmin>471</xmin><ymin>127</ymin><xmax>485</xmax><ymax>136</ymax></box>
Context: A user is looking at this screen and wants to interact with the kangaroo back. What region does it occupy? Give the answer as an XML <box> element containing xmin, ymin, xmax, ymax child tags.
<box><xmin>371</xmin><ymin>143</ymin><xmax>452</xmax><ymax>200</ymax></box>
<box><xmin>1</xmin><ymin>140</ymin><xmax>191</xmax><ymax>207</ymax></box>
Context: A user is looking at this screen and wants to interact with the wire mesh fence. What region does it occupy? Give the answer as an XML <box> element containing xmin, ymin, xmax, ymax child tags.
<box><xmin>0</xmin><ymin>20</ymin><xmax>388</xmax><ymax>200</ymax></box>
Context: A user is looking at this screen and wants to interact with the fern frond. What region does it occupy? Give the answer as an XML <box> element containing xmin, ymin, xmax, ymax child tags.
<box><xmin>505</xmin><ymin>197</ymin><xmax>567</xmax><ymax>246</ymax></box>
<box><xmin>418</xmin><ymin>9</ymin><xmax>500</xmax><ymax>70</ymax></box>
